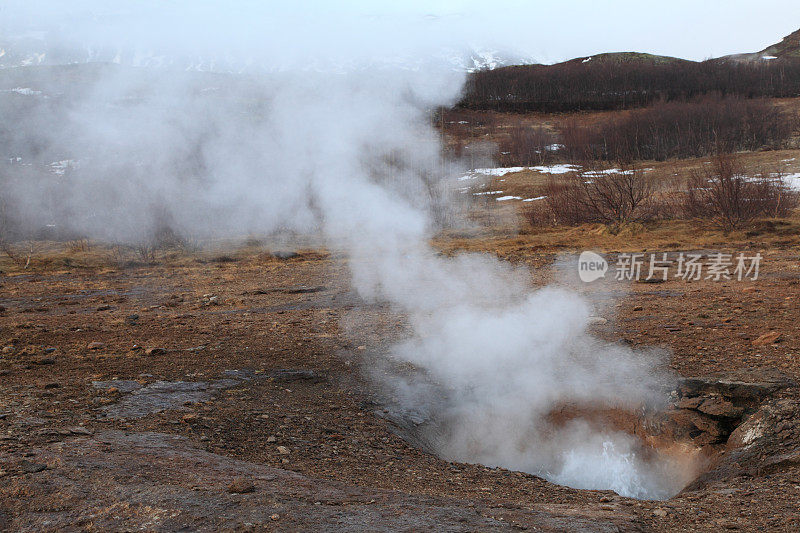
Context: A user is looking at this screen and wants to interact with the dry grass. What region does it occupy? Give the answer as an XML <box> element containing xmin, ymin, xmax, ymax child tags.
<box><xmin>435</xmin><ymin>213</ymin><xmax>800</xmax><ymax>259</ymax></box>
<box><xmin>463</xmin><ymin>148</ymin><xmax>800</xmax><ymax>209</ymax></box>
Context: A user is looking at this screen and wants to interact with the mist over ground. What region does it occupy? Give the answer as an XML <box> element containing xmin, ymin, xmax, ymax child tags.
<box><xmin>0</xmin><ymin>2</ymin><xmax>689</xmax><ymax>498</ymax></box>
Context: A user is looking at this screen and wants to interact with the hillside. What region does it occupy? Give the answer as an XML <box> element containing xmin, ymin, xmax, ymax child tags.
<box><xmin>719</xmin><ymin>28</ymin><xmax>800</xmax><ymax>62</ymax></box>
<box><xmin>761</xmin><ymin>27</ymin><xmax>800</xmax><ymax>59</ymax></box>
<box><xmin>459</xmin><ymin>27</ymin><xmax>800</xmax><ymax>112</ymax></box>
<box><xmin>560</xmin><ymin>51</ymin><xmax>689</xmax><ymax>66</ymax></box>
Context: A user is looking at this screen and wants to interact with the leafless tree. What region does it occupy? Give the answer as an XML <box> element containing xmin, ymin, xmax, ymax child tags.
<box><xmin>461</xmin><ymin>57</ymin><xmax>800</xmax><ymax>113</ymax></box>
<box><xmin>682</xmin><ymin>154</ymin><xmax>799</xmax><ymax>231</ymax></box>
<box><xmin>532</xmin><ymin>163</ymin><xmax>660</xmax><ymax>232</ymax></box>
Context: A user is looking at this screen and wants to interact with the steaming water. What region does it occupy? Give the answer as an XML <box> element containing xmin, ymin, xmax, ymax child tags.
<box><xmin>1</xmin><ymin>2</ymin><xmax>687</xmax><ymax>500</ymax></box>
<box><xmin>552</xmin><ymin>436</ymin><xmax>677</xmax><ymax>499</ymax></box>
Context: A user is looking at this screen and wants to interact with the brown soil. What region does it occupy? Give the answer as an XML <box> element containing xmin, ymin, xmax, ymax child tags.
<box><xmin>1</xmin><ymin>239</ymin><xmax>800</xmax><ymax>531</ymax></box>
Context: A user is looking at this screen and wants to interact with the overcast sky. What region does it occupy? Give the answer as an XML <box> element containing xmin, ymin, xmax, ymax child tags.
<box><xmin>2</xmin><ymin>1</ymin><xmax>800</xmax><ymax>65</ymax></box>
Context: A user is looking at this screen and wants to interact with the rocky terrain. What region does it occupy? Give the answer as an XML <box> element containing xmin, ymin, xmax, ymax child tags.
<box><xmin>1</xmin><ymin>245</ymin><xmax>800</xmax><ymax>531</ymax></box>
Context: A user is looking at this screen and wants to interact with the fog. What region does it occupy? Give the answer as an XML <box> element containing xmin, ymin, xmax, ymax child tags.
<box><xmin>0</xmin><ymin>2</ymin><xmax>694</xmax><ymax>499</ymax></box>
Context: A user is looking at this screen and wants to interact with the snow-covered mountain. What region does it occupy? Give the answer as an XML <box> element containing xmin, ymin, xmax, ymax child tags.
<box><xmin>0</xmin><ymin>36</ymin><xmax>536</xmax><ymax>73</ymax></box>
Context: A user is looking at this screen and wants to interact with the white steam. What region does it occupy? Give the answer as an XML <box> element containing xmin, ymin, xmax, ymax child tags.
<box><xmin>1</xmin><ymin>2</ymin><xmax>690</xmax><ymax>499</ymax></box>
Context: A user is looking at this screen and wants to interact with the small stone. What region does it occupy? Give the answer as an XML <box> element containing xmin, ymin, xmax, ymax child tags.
<box><xmin>43</xmin><ymin>382</ymin><xmax>60</xmax><ymax>389</ymax></box>
<box><xmin>107</xmin><ymin>387</ymin><xmax>120</xmax><ymax>394</ymax></box>
<box><xmin>632</xmin><ymin>306</ymin><xmax>643</xmax><ymax>311</ymax></box>
<box><xmin>676</xmin><ymin>396</ymin><xmax>704</xmax><ymax>409</ymax></box>
<box><xmin>144</xmin><ymin>347</ymin><xmax>166</xmax><ymax>356</ymax></box>
<box><xmin>125</xmin><ymin>314</ymin><xmax>140</xmax><ymax>325</ymax></box>
<box><xmin>270</xmin><ymin>514</ymin><xmax>280</xmax><ymax>521</ymax></box>
<box><xmin>87</xmin><ymin>342</ymin><xmax>105</xmax><ymax>350</ymax></box>
<box><xmin>653</xmin><ymin>508</ymin><xmax>668</xmax><ymax>518</ymax></box>
<box><xmin>753</xmin><ymin>331</ymin><xmax>781</xmax><ymax>346</ymax></box>
<box><xmin>588</xmin><ymin>317</ymin><xmax>608</xmax><ymax>325</ymax></box>
<box><xmin>69</xmin><ymin>426</ymin><xmax>93</xmax><ymax>435</ymax></box>
<box><xmin>266</xmin><ymin>435</ymin><xmax>277</xmax><ymax>443</ymax></box>
<box><xmin>1</xmin><ymin>346</ymin><xmax>15</xmax><ymax>354</ymax></box>
<box><xmin>227</xmin><ymin>479</ymin><xmax>255</xmax><ymax>494</ymax></box>
<box><xmin>271</xmin><ymin>250</ymin><xmax>298</xmax><ymax>259</ymax></box>
<box><xmin>19</xmin><ymin>460</ymin><xmax>47</xmax><ymax>473</ymax></box>
<box><xmin>32</xmin><ymin>358</ymin><xmax>55</xmax><ymax>366</ymax></box>
<box><xmin>96</xmin><ymin>305</ymin><xmax>111</xmax><ymax>311</ymax></box>
<box><xmin>697</xmin><ymin>397</ymin><xmax>744</xmax><ymax>418</ymax></box>
<box><xmin>182</xmin><ymin>413</ymin><xmax>199</xmax><ymax>423</ymax></box>
<box><xmin>276</xmin><ymin>445</ymin><xmax>290</xmax><ymax>455</ymax></box>
<box><xmin>669</xmin><ymin>409</ymin><xmax>726</xmax><ymax>440</ymax></box>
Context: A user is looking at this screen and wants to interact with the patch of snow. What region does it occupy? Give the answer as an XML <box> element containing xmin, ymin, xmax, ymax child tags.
<box><xmin>546</xmin><ymin>143</ymin><xmax>565</xmax><ymax>152</ymax></box>
<box><xmin>473</xmin><ymin>190</ymin><xmax>503</xmax><ymax>196</ymax></box>
<box><xmin>459</xmin><ymin>167</ymin><xmax>525</xmax><ymax>181</ymax></box>
<box><xmin>741</xmin><ymin>173</ymin><xmax>800</xmax><ymax>191</ymax></box>
<box><xmin>2</xmin><ymin>87</ymin><xmax>42</xmax><ymax>96</ymax></box>
<box><xmin>20</xmin><ymin>53</ymin><xmax>45</xmax><ymax>66</ymax></box>
<box><xmin>583</xmin><ymin>168</ymin><xmax>636</xmax><ymax>177</ymax></box>
<box><xmin>48</xmin><ymin>160</ymin><xmax>77</xmax><ymax>176</ymax></box>
<box><xmin>496</xmin><ymin>195</ymin><xmax>522</xmax><ymax>201</ymax></box>
<box><xmin>522</xmin><ymin>196</ymin><xmax>547</xmax><ymax>202</ymax></box>
<box><xmin>530</xmin><ymin>164</ymin><xmax>581</xmax><ymax>174</ymax></box>
<box><xmin>762</xmin><ymin>55</ymin><xmax>777</xmax><ymax>60</ymax></box>
<box><xmin>781</xmin><ymin>158</ymin><xmax>796</xmax><ymax>162</ymax></box>
<box><xmin>476</xmin><ymin>167</ymin><xmax>526</xmax><ymax>176</ymax></box>
<box><xmin>582</xmin><ymin>57</ymin><xmax>592</xmax><ymax>63</ymax></box>
<box><xmin>784</xmin><ymin>173</ymin><xmax>800</xmax><ymax>190</ymax></box>
<box><xmin>460</xmin><ymin>163</ymin><xmax>582</xmax><ymax>181</ymax></box>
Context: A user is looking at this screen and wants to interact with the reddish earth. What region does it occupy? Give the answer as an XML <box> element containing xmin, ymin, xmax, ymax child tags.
<box><xmin>1</xmin><ymin>246</ymin><xmax>799</xmax><ymax>531</ymax></box>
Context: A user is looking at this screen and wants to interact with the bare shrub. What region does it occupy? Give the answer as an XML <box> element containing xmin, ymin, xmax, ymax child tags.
<box><xmin>65</xmin><ymin>239</ymin><xmax>91</xmax><ymax>253</ymax></box>
<box><xmin>461</xmin><ymin>57</ymin><xmax>800</xmax><ymax>113</ymax></box>
<box><xmin>682</xmin><ymin>155</ymin><xmax>799</xmax><ymax>231</ymax></box>
<box><xmin>560</xmin><ymin>96</ymin><xmax>793</xmax><ymax>162</ymax></box>
<box><xmin>560</xmin><ymin>118</ymin><xmax>600</xmax><ymax>162</ymax></box>
<box><xmin>579</xmin><ymin>165</ymin><xmax>660</xmax><ymax>228</ymax></box>
<box><xmin>0</xmin><ymin>240</ymin><xmax>35</xmax><ymax>269</ymax></box>
<box><xmin>529</xmin><ymin>164</ymin><xmax>661</xmax><ymax>232</ymax></box>
<box><xmin>752</xmin><ymin>168</ymin><xmax>800</xmax><ymax>218</ymax></box>
<box><xmin>134</xmin><ymin>242</ymin><xmax>158</xmax><ymax>263</ymax></box>
<box><xmin>498</xmin><ymin>125</ymin><xmax>559</xmax><ymax>166</ymax></box>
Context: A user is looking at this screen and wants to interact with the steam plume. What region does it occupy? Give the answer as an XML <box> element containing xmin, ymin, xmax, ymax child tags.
<box><xmin>1</xmin><ymin>2</ymin><xmax>689</xmax><ymax>499</ymax></box>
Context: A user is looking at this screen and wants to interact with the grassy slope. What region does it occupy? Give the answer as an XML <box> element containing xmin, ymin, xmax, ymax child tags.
<box><xmin>560</xmin><ymin>52</ymin><xmax>690</xmax><ymax>66</ymax></box>
<box><xmin>760</xmin><ymin>28</ymin><xmax>800</xmax><ymax>58</ymax></box>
